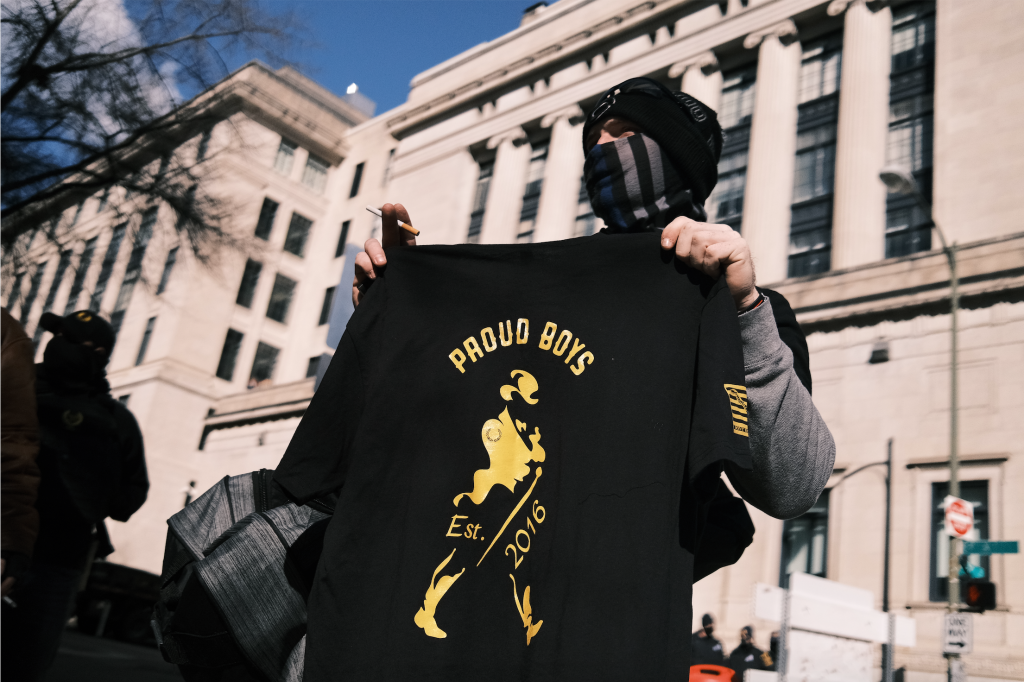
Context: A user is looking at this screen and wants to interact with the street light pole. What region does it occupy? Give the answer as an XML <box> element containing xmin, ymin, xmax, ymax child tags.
<box><xmin>879</xmin><ymin>167</ymin><xmax>961</xmax><ymax>681</ymax></box>
<box><xmin>832</xmin><ymin>444</ymin><xmax>893</xmax><ymax>682</ymax></box>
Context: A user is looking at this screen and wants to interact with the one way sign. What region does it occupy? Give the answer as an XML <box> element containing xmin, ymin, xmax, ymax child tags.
<box><xmin>943</xmin><ymin>613</ymin><xmax>973</xmax><ymax>654</ymax></box>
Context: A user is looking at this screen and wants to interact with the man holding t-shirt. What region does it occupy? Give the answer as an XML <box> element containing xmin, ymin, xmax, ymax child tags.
<box><xmin>275</xmin><ymin>77</ymin><xmax>835</xmax><ymax>681</ymax></box>
<box><xmin>353</xmin><ymin>78</ymin><xmax>835</xmax><ymax>524</ymax></box>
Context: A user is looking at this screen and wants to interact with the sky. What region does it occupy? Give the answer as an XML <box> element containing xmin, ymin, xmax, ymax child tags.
<box><xmin>265</xmin><ymin>0</ymin><xmax>530</xmax><ymax>115</ymax></box>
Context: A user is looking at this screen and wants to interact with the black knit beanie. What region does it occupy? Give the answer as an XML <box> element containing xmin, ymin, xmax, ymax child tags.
<box><xmin>582</xmin><ymin>78</ymin><xmax>723</xmax><ymax>206</ymax></box>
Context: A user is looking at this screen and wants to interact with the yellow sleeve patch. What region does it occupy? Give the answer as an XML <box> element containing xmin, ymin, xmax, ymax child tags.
<box><xmin>724</xmin><ymin>384</ymin><xmax>749</xmax><ymax>437</ymax></box>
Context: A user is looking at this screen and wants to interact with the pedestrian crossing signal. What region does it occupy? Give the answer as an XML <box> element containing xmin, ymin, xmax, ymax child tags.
<box><xmin>963</xmin><ymin>581</ymin><xmax>996</xmax><ymax>612</ymax></box>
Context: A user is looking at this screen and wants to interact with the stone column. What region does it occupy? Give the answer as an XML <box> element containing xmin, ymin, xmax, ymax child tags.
<box><xmin>741</xmin><ymin>21</ymin><xmax>802</xmax><ymax>284</ymax></box>
<box><xmin>830</xmin><ymin>0</ymin><xmax>893</xmax><ymax>269</ymax></box>
<box><xmin>478</xmin><ymin>127</ymin><xmax>530</xmax><ymax>245</ymax></box>
<box><xmin>669</xmin><ymin>52</ymin><xmax>723</xmax><ymax>113</ymax></box>
<box><xmin>533</xmin><ymin>105</ymin><xmax>585</xmax><ymax>243</ymax></box>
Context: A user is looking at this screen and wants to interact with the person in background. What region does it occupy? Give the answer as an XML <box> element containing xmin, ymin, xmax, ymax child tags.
<box><xmin>691</xmin><ymin>613</ymin><xmax>726</xmax><ymax>665</ymax></box>
<box><xmin>1</xmin><ymin>311</ymin><xmax>148</xmax><ymax>682</ymax></box>
<box><xmin>767</xmin><ymin>630</ymin><xmax>780</xmax><ymax>671</ymax></box>
<box><xmin>1</xmin><ymin>308</ymin><xmax>41</xmax><ymax>600</ymax></box>
<box><xmin>727</xmin><ymin>625</ymin><xmax>772</xmax><ymax>677</ymax></box>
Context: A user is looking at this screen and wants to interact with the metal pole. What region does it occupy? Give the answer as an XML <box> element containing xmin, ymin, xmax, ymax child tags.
<box><xmin>882</xmin><ymin>438</ymin><xmax>894</xmax><ymax>682</ymax></box>
<box><xmin>946</xmin><ymin>243</ymin><xmax>961</xmax><ymax>682</ymax></box>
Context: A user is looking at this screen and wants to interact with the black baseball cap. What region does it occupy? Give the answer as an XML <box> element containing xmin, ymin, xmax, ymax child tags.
<box><xmin>39</xmin><ymin>310</ymin><xmax>116</xmax><ymax>355</ymax></box>
<box><xmin>582</xmin><ymin>77</ymin><xmax>723</xmax><ymax>206</ymax></box>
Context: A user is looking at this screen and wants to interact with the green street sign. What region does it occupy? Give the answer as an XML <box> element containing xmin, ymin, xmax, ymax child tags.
<box><xmin>963</xmin><ymin>541</ymin><xmax>1018</xmax><ymax>555</ymax></box>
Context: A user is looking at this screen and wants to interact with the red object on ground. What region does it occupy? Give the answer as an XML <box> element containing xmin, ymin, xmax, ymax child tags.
<box><xmin>689</xmin><ymin>664</ymin><xmax>736</xmax><ymax>681</ymax></box>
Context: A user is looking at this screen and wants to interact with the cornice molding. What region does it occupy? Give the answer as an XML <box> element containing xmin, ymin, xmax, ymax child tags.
<box><xmin>667</xmin><ymin>50</ymin><xmax>719</xmax><ymax>79</ymax></box>
<box><xmin>387</xmin><ymin>1</ymin><xmax>662</xmax><ymax>133</ymax></box>
<box><xmin>486</xmin><ymin>127</ymin><xmax>529</xmax><ymax>149</ymax></box>
<box><xmin>541</xmin><ymin>104</ymin><xmax>585</xmax><ymax>129</ymax></box>
<box><xmin>743</xmin><ymin>19</ymin><xmax>799</xmax><ymax>50</ymax></box>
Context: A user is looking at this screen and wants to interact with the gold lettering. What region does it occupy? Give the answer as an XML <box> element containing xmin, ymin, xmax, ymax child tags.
<box><xmin>446</xmin><ymin>515</ymin><xmax>468</xmax><ymax>537</ymax></box>
<box><xmin>449</xmin><ymin>349</ymin><xmax>468</xmax><ymax>374</ymax></box>
<box><xmin>464</xmin><ymin>524</ymin><xmax>475</xmax><ymax>539</ymax></box>
<box><xmin>413</xmin><ymin>549</ymin><xmax>465</xmax><ymax>639</ymax></box>
<box><xmin>480</xmin><ymin>327</ymin><xmax>497</xmax><ymax>352</ymax></box>
<box><xmin>472</xmin><ymin>525</ymin><xmax>481</xmax><ymax>540</ymax></box>
<box><xmin>498</xmin><ymin>320</ymin><xmax>513</xmax><ymax>346</ymax></box>
<box><xmin>464</xmin><ymin>337</ymin><xmax>484</xmax><ymax>362</ymax></box>
<box><xmin>516</xmin><ymin>318</ymin><xmax>529</xmax><ymax>344</ymax></box>
<box><xmin>570</xmin><ymin>351</ymin><xmax>595</xmax><ymax>376</ymax></box>
<box><xmin>538</xmin><ymin>322</ymin><xmax>557</xmax><ymax>350</ymax></box>
<box><xmin>564</xmin><ymin>337</ymin><xmax>586</xmax><ymax>364</ymax></box>
<box><xmin>552</xmin><ymin>330</ymin><xmax>572</xmax><ymax>356</ymax></box>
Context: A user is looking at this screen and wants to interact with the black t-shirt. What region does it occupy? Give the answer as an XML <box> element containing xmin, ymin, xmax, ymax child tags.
<box><xmin>275</xmin><ymin>233</ymin><xmax>751</xmax><ymax>681</ymax></box>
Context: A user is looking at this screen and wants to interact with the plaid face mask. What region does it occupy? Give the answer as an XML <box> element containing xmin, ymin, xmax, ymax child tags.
<box><xmin>584</xmin><ymin>133</ymin><xmax>706</xmax><ymax>234</ymax></box>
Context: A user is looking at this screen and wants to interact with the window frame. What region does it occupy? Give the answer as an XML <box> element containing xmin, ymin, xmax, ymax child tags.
<box><xmin>265</xmin><ymin>273</ymin><xmax>297</xmax><ymax>324</ymax></box>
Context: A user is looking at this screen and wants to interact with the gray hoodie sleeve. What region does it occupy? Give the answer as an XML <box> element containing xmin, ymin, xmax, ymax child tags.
<box><xmin>724</xmin><ymin>298</ymin><xmax>836</xmax><ymax>520</ymax></box>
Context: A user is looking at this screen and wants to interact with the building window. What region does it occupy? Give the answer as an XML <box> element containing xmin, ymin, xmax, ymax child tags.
<box><xmin>266</xmin><ymin>274</ymin><xmax>296</xmax><ymax>323</ymax></box>
<box><xmin>302</xmin><ymin>153</ymin><xmax>329</xmax><ymax>193</ymax></box>
<box><xmin>157</xmin><ymin>247</ymin><xmax>178</xmax><ymax>295</ymax></box>
<box><xmin>216</xmin><ymin>329</ymin><xmax>244</xmax><ymax>381</ymax></box>
<box><xmin>6</xmin><ymin>271</ymin><xmax>26</xmax><ymax>312</ymax></box>
<box><xmin>64</xmin><ymin>237</ymin><xmax>97</xmax><ymax>314</ymax></box>
<box><xmin>789</xmin><ymin>32</ymin><xmax>843</xmax><ymax>278</ymax></box>
<box><xmin>710</xmin><ymin>65</ymin><xmax>756</xmax><ymax>231</ymax></box>
<box><xmin>236</xmin><ymin>259</ymin><xmax>262</xmax><ymax>308</ymax></box>
<box><xmin>467</xmin><ymin>160</ymin><xmax>493</xmax><ymax>244</ymax></box>
<box><xmin>349</xmin><ymin>162</ymin><xmax>365</xmax><ymax>198</ymax></box>
<box><xmin>135</xmin><ymin>316</ymin><xmax>156</xmax><ymax>366</ymax></box>
<box><xmin>382</xmin><ymin>148</ymin><xmax>396</xmax><ymax>186</ymax></box>
<box><xmin>110</xmin><ymin>207</ymin><xmax>157</xmax><ymax>334</ymax></box>
<box><xmin>254</xmin><ymin>198</ymin><xmax>278</xmax><ymax>241</ymax></box>
<box><xmin>336</xmin><ymin>220</ymin><xmax>351</xmax><ymax>258</ymax></box>
<box><xmin>249</xmin><ymin>341</ymin><xmax>279</xmax><ymax>387</ymax></box>
<box><xmin>780</xmin><ymin>489</ymin><xmax>829</xmax><ymax>589</ymax></box>
<box><xmin>718</xmin><ymin>67</ymin><xmax>756</xmax><ymax>129</ymax></box>
<box><xmin>283</xmin><ymin>212</ymin><xmax>312</xmax><ymax>257</ymax></box>
<box><xmin>319</xmin><ymin>286</ymin><xmax>335</xmax><ymax>326</ymax></box>
<box><xmin>518</xmin><ymin>143</ymin><xmax>548</xmax><ymax>243</ymax></box>
<box><xmin>574</xmin><ymin>176</ymin><xmax>598</xmax><ymax>237</ymax></box>
<box><xmin>306</xmin><ymin>356</ymin><xmax>321</xmax><ymax>378</ymax></box>
<box><xmin>930</xmin><ymin>480</ymin><xmax>988</xmax><ymax>602</ymax></box>
<box><xmin>71</xmin><ymin>201</ymin><xmax>85</xmax><ymax>226</ymax></box>
<box><xmin>175</xmin><ymin>185</ymin><xmax>197</xmax><ymax>230</ymax></box>
<box><xmin>886</xmin><ymin>1</ymin><xmax>935</xmax><ymax>259</ymax></box>
<box><xmin>89</xmin><ymin>223</ymin><xmax>127</xmax><ymax>311</ymax></box>
<box><xmin>19</xmin><ymin>264</ymin><xmax>46</xmax><ymax>326</ymax></box>
<box><xmin>197</xmin><ymin>128</ymin><xmax>213</xmax><ymax>162</ymax></box>
<box><xmin>274</xmin><ymin>138</ymin><xmax>297</xmax><ymax>175</ymax></box>
<box><xmin>97</xmin><ymin>186</ymin><xmax>110</xmax><ymax>212</ymax></box>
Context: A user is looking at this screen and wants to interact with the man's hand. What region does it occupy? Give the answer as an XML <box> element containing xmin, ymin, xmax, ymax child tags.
<box><xmin>353</xmin><ymin>203</ymin><xmax>415</xmax><ymax>307</ymax></box>
<box><xmin>660</xmin><ymin>217</ymin><xmax>759</xmax><ymax>310</ymax></box>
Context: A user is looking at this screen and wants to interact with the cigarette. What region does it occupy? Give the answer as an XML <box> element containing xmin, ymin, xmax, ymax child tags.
<box><xmin>365</xmin><ymin>206</ymin><xmax>419</xmax><ymax>236</ymax></box>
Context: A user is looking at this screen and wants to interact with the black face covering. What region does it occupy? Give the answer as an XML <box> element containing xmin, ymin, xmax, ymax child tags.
<box><xmin>43</xmin><ymin>335</ymin><xmax>103</xmax><ymax>389</ymax></box>
<box><xmin>584</xmin><ymin>133</ymin><xmax>707</xmax><ymax>234</ymax></box>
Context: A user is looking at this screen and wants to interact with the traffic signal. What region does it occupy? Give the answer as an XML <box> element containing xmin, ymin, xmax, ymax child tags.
<box><xmin>963</xmin><ymin>581</ymin><xmax>996</xmax><ymax>612</ymax></box>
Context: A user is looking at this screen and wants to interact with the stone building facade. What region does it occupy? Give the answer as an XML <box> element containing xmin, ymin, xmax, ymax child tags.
<box><xmin>3</xmin><ymin>0</ymin><xmax>1022</xmax><ymax>679</ymax></box>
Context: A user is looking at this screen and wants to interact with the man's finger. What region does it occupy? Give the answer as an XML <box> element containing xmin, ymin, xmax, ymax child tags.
<box><xmin>380</xmin><ymin>203</ymin><xmax>401</xmax><ymax>249</ymax></box>
<box><xmin>1</xmin><ymin>577</ymin><xmax>14</xmax><ymax>598</ymax></box>
<box><xmin>352</xmin><ymin>251</ymin><xmax>376</xmax><ymax>307</ymax></box>
<box><xmin>674</xmin><ymin>225</ymin><xmax>695</xmax><ymax>261</ymax></box>
<box><xmin>364</xmin><ymin>238</ymin><xmax>386</xmax><ymax>268</ymax></box>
